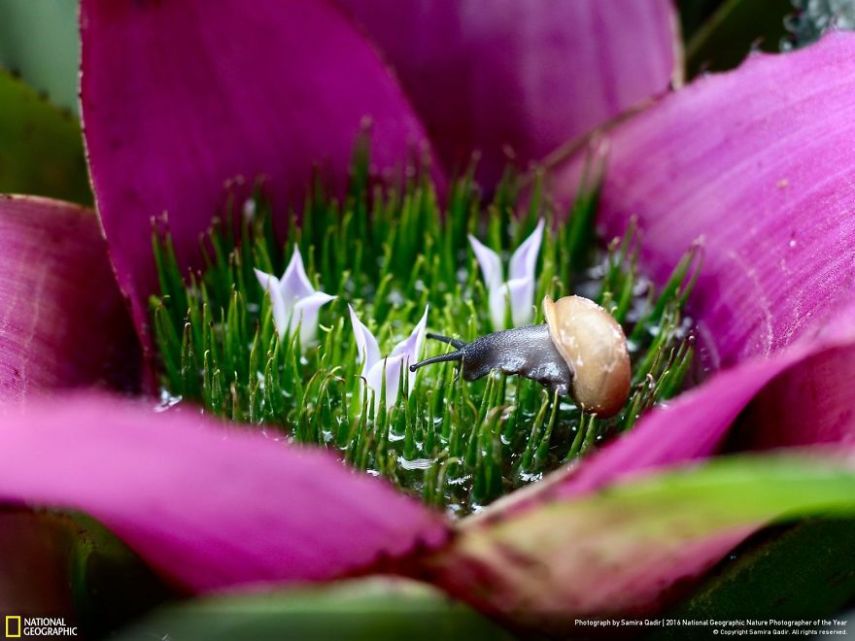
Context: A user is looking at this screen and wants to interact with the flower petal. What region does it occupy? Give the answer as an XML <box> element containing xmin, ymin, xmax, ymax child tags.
<box><xmin>0</xmin><ymin>196</ymin><xmax>139</xmax><ymax>400</ymax></box>
<box><xmin>279</xmin><ymin>248</ymin><xmax>315</xmax><ymax>308</ymax></box>
<box><xmin>0</xmin><ymin>394</ymin><xmax>448</xmax><ymax>592</ymax></box>
<box><xmin>505</xmin><ymin>279</ymin><xmax>536</xmax><ymax>328</ymax></box>
<box><xmin>293</xmin><ymin>292</ymin><xmax>336</xmax><ymax>347</ymax></box>
<box><xmin>365</xmin><ymin>355</ymin><xmax>406</xmax><ymax>410</ymax></box>
<box><xmin>508</xmin><ymin>219</ymin><xmax>544</xmax><ymax>283</ymax></box>
<box><xmin>81</xmin><ymin>0</ymin><xmax>437</xmax><ymax>343</ymax></box>
<box><xmin>390</xmin><ymin>305</ymin><xmax>430</xmax><ymax>390</ymax></box>
<box><xmin>254</xmin><ymin>269</ymin><xmax>290</xmax><ymax>340</ymax></box>
<box><xmin>338</xmin><ymin>0</ymin><xmax>679</xmax><ymax>184</ymax></box>
<box><xmin>468</xmin><ymin>234</ymin><xmax>503</xmax><ymax>292</ymax></box>
<box><xmin>487</xmin><ymin>284</ymin><xmax>510</xmax><ymax>333</ymax></box>
<box><xmin>348</xmin><ymin>306</ymin><xmax>382</xmax><ymax>373</ymax></box>
<box><xmin>469</xmin><ymin>234</ymin><xmax>508</xmax><ymax>330</ymax></box>
<box><xmin>552</xmin><ymin>32</ymin><xmax>855</xmax><ymax>367</ymax></box>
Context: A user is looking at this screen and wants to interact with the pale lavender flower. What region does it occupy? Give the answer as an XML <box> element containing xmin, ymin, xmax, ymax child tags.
<box><xmin>254</xmin><ymin>247</ymin><xmax>335</xmax><ymax>345</ymax></box>
<box><xmin>349</xmin><ymin>306</ymin><xmax>429</xmax><ymax>408</ymax></box>
<box><xmin>469</xmin><ymin>219</ymin><xmax>544</xmax><ymax>330</ymax></box>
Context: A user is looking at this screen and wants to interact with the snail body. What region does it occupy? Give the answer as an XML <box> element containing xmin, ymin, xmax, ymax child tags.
<box><xmin>409</xmin><ymin>295</ymin><xmax>630</xmax><ymax>417</ymax></box>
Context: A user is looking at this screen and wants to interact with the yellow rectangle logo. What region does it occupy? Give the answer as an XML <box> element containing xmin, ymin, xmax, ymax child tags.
<box><xmin>5</xmin><ymin>616</ymin><xmax>21</xmax><ymax>638</ymax></box>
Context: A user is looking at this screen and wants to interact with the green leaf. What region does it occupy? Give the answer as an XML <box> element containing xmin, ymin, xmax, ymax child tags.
<box><xmin>685</xmin><ymin>0</ymin><xmax>792</xmax><ymax>78</ymax></box>
<box><xmin>644</xmin><ymin>518</ymin><xmax>855</xmax><ymax>639</ymax></box>
<box><xmin>678</xmin><ymin>0</ymin><xmax>727</xmax><ymax>41</ymax></box>
<box><xmin>67</xmin><ymin>513</ymin><xmax>175</xmax><ymax>639</ymax></box>
<box><xmin>112</xmin><ymin>578</ymin><xmax>516</xmax><ymax>641</ymax></box>
<box><xmin>0</xmin><ymin>0</ymin><xmax>79</xmax><ymax>114</ymax></box>
<box><xmin>426</xmin><ymin>452</ymin><xmax>855</xmax><ymax>634</ymax></box>
<box><xmin>0</xmin><ymin>509</ymin><xmax>171</xmax><ymax>637</ymax></box>
<box><xmin>0</xmin><ymin>70</ymin><xmax>91</xmax><ymax>203</ymax></box>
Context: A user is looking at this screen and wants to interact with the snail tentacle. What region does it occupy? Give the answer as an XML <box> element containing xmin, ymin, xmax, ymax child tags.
<box><xmin>408</xmin><ymin>350</ymin><xmax>463</xmax><ymax>371</ymax></box>
<box><xmin>425</xmin><ymin>332</ymin><xmax>466</xmax><ymax>349</ymax></box>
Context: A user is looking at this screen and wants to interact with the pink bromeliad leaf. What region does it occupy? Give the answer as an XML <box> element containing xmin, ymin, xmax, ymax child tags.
<box><xmin>0</xmin><ymin>196</ymin><xmax>138</xmax><ymax>400</ymax></box>
<box><xmin>0</xmin><ymin>394</ymin><xmax>449</xmax><ymax>592</ymax></box>
<box><xmin>426</xmin><ymin>451</ymin><xmax>855</xmax><ymax>635</ymax></box>
<box><xmin>337</xmin><ymin>0</ymin><xmax>680</xmax><ymax>184</ymax></box>
<box><xmin>80</xmin><ymin>0</ymin><xmax>438</xmax><ymax>344</ymax></box>
<box><xmin>554</xmin><ymin>32</ymin><xmax>855</xmax><ymax>368</ymax></box>
<box><xmin>535</xmin><ymin>306</ymin><xmax>855</xmax><ymax>503</ymax></box>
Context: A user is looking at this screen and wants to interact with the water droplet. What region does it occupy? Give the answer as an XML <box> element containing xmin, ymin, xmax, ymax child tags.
<box><xmin>155</xmin><ymin>389</ymin><xmax>182</xmax><ymax>412</ymax></box>
<box><xmin>387</xmin><ymin>289</ymin><xmax>405</xmax><ymax>306</ymax></box>
<box><xmin>398</xmin><ymin>456</ymin><xmax>435</xmax><ymax>470</ymax></box>
<box><xmin>518</xmin><ymin>471</ymin><xmax>544</xmax><ymax>483</ymax></box>
<box><xmin>242</xmin><ymin>198</ymin><xmax>256</xmax><ymax>220</ymax></box>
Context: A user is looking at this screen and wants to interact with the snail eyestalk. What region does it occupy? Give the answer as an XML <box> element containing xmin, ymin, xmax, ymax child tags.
<box><xmin>425</xmin><ymin>332</ymin><xmax>466</xmax><ymax>349</ymax></box>
<box><xmin>408</xmin><ymin>350</ymin><xmax>463</xmax><ymax>371</ymax></box>
<box><xmin>409</xmin><ymin>295</ymin><xmax>631</xmax><ymax>417</ymax></box>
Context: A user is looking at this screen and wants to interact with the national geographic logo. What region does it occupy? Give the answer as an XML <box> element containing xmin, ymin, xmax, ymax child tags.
<box><xmin>4</xmin><ymin>616</ymin><xmax>78</xmax><ymax>638</ymax></box>
<box><xmin>3</xmin><ymin>617</ymin><xmax>19</xmax><ymax>639</ymax></box>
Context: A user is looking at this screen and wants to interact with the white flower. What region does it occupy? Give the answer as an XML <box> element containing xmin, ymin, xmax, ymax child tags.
<box><xmin>254</xmin><ymin>247</ymin><xmax>335</xmax><ymax>345</ymax></box>
<box><xmin>469</xmin><ymin>219</ymin><xmax>545</xmax><ymax>330</ymax></box>
<box><xmin>349</xmin><ymin>306</ymin><xmax>429</xmax><ymax>409</ymax></box>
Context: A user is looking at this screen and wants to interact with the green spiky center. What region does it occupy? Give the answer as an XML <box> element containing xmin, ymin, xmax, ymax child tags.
<box><xmin>151</xmin><ymin>148</ymin><xmax>698</xmax><ymax>517</ymax></box>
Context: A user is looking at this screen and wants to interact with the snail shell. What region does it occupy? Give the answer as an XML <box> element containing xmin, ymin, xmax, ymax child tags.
<box><xmin>543</xmin><ymin>295</ymin><xmax>631</xmax><ymax>417</ymax></box>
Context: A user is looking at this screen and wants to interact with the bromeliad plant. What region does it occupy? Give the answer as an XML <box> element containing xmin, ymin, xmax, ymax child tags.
<box><xmin>1</xmin><ymin>1</ymin><xmax>855</xmax><ymax>638</ymax></box>
<box><xmin>150</xmin><ymin>151</ymin><xmax>697</xmax><ymax>514</ymax></box>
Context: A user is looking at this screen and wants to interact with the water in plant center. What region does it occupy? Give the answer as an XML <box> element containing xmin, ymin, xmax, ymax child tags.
<box><xmin>151</xmin><ymin>143</ymin><xmax>699</xmax><ymax>517</ymax></box>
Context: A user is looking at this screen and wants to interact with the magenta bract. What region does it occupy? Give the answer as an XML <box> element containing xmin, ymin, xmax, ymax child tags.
<box><xmin>0</xmin><ymin>196</ymin><xmax>137</xmax><ymax>399</ymax></box>
<box><xmin>0</xmin><ymin>395</ymin><xmax>448</xmax><ymax>591</ymax></box>
<box><xmin>81</xmin><ymin>0</ymin><xmax>437</xmax><ymax>344</ymax></box>
<box><xmin>338</xmin><ymin>0</ymin><xmax>679</xmax><ymax>184</ymax></box>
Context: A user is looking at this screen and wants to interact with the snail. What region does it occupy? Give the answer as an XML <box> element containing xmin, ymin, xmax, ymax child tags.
<box><xmin>409</xmin><ymin>295</ymin><xmax>631</xmax><ymax>417</ymax></box>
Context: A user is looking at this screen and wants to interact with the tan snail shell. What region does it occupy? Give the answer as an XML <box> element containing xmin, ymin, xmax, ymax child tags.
<box><xmin>543</xmin><ymin>295</ymin><xmax>631</xmax><ymax>417</ymax></box>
